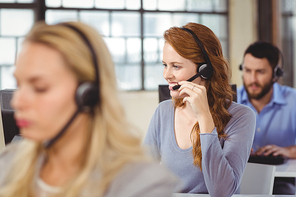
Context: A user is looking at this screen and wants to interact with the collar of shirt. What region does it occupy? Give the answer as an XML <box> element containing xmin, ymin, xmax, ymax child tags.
<box><xmin>240</xmin><ymin>82</ymin><xmax>287</xmax><ymax>106</ymax></box>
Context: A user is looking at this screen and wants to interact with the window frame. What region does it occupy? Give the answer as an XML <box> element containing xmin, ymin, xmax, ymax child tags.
<box><xmin>0</xmin><ymin>0</ymin><xmax>229</xmax><ymax>90</ymax></box>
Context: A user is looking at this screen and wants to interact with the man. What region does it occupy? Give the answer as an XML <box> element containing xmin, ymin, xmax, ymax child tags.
<box><xmin>237</xmin><ymin>41</ymin><xmax>296</xmax><ymax>195</ymax></box>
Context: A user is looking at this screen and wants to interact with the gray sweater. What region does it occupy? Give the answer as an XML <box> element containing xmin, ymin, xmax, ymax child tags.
<box><xmin>0</xmin><ymin>142</ymin><xmax>180</xmax><ymax>197</ymax></box>
<box><xmin>144</xmin><ymin>100</ymin><xmax>256</xmax><ymax>197</ymax></box>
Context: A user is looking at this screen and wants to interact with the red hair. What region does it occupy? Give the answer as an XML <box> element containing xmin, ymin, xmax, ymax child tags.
<box><xmin>164</xmin><ymin>23</ymin><xmax>233</xmax><ymax>169</ymax></box>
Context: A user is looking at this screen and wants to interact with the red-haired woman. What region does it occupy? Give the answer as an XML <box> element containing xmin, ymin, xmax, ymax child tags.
<box><xmin>144</xmin><ymin>23</ymin><xmax>255</xmax><ymax>197</ymax></box>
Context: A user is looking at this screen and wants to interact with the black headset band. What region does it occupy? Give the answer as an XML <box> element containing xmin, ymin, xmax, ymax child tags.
<box><xmin>278</xmin><ymin>49</ymin><xmax>285</xmax><ymax>70</ymax></box>
<box><xmin>60</xmin><ymin>23</ymin><xmax>100</xmax><ymax>90</ymax></box>
<box><xmin>181</xmin><ymin>27</ymin><xmax>213</xmax><ymax>71</ymax></box>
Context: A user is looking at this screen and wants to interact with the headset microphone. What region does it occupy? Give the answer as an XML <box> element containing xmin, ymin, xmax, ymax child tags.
<box><xmin>172</xmin><ymin>64</ymin><xmax>209</xmax><ymax>90</ymax></box>
<box><xmin>43</xmin><ymin>110</ymin><xmax>80</xmax><ymax>148</ymax></box>
<box><xmin>172</xmin><ymin>73</ymin><xmax>202</xmax><ymax>90</ymax></box>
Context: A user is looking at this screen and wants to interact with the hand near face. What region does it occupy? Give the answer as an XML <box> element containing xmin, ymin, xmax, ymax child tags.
<box><xmin>178</xmin><ymin>81</ymin><xmax>209</xmax><ymax>117</ymax></box>
<box><xmin>178</xmin><ymin>81</ymin><xmax>214</xmax><ymax>134</ymax></box>
<box><xmin>254</xmin><ymin>145</ymin><xmax>292</xmax><ymax>158</ymax></box>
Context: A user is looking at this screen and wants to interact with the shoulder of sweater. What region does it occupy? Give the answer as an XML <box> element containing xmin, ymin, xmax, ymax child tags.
<box><xmin>228</xmin><ymin>102</ymin><xmax>255</xmax><ymax>119</ymax></box>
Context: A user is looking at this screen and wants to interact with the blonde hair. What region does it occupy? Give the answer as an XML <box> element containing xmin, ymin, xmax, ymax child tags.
<box><xmin>0</xmin><ymin>21</ymin><xmax>146</xmax><ymax>196</ymax></box>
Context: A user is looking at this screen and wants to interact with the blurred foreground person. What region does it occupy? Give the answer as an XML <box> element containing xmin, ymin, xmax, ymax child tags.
<box><xmin>0</xmin><ymin>21</ymin><xmax>178</xmax><ymax>197</ymax></box>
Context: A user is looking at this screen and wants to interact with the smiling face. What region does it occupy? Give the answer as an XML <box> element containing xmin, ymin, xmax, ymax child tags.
<box><xmin>242</xmin><ymin>53</ymin><xmax>274</xmax><ymax>100</ymax></box>
<box><xmin>11</xmin><ymin>42</ymin><xmax>79</xmax><ymax>142</ymax></box>
<box><xmin>162</xmin><ymin>42</ymin><xmax>205</xmax><ymax>99</ymax></box>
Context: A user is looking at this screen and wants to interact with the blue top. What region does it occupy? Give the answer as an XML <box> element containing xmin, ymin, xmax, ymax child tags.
<box><xmin>237</xmin><ymin>82</ymin><xmax>296</xmax><ymax>151</ymax></box>
<box><xmin>144</xmin><ymin>100</ymin><xmax>256</xmax><ymax>197</ymax></box>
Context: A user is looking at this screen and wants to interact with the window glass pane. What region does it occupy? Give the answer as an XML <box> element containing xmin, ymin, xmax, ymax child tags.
<box><xmin>201</xmin><ymin>14</ymin><xmax>227</xmax><ymax>38</ymax></box>
<box><xmin>0</xmin><ymin>38</ymin><xmax>16</xmax><ymax>64</ymax></box>
<box><xmin>158</xmin><ymin>0</ymin><xmax>186</xmax><ymax>11</ymax></box>
<box><xmin>95</xmin><ymin>0</ymin><xmax>124</xmax><ymax>9</ymax></box>
<box><xmin>144</xmin><ymin>13</ymin><xmax>172</xmax><ymax>37</ymax></box>
<box><xmin>143</xmin><ymin>0</ymin><xmax>157</xmax><ymax>10</ymax></box>
<box><xmin>0</xmin><ymin>0</ymin><xmax>14</xmax><ymax>2</ymax></box>
<box><xmin>144</xmin><ymin>38</ymin><xmax>165</xmax><ymax>89</ymax></box>
<box><xmin>144</xmin><ymin>64</ymin><xmax>166</xmax><ymax>90</ymax></box>
<box><xmin>126</xmin><ymin>0</ymin><xmax>140</xmax><ymax>9</ymax></box>
<box><xmin>115</xmin><ymin>64</ymin><xmax>141</xmax><ymax>90</ymax></box>
<box><xmin>144</xmin><ymin>38</ymin><xmax>158</xmax><ymax>62</ymax></box>
<box><xmin>111</xmin><ymin>12</ymin><xmax>140</xmax><ymax>36</ymax></box>
<box><xmin>17</xmin><ymin>0</ymin><xmax>34</xmax><ymax>3</ymax></box>
<box><xmin>187</xmin><ymin>0</ymin><xmax>213</xmax><ymax>11</ymax></box>
<box><xmin>45</xmin><ymin>10</ymin><xmax>78</xmax><ymax>24</ymax></box>
<box><xmin>172</xmin><ymin>13</ymin><xmax>199</xmax><ymax>27</ymax></box>
<box><xmin>0</xmin><ymin>0</ymin><xmax>34</xmax><ymax>2</ymax></box>
<box><xmin>46</xmin><ymin>0</ymin><xmax>61</xmax><ymax>7</ymax></box>
<box><xmin>63</xmin><ymin>0</ymin><xmax>93</xmax><ymax>8</ymax></box>
<box><xmin>104</xmin><ymin>38</ymin><xmax>125</xmax><ymax>63</ymax></box>
<box><xmin>281</xmin><ymin>0</ymin><xmax>296</xmax><ymax>12</ymax></box>
<box><xmin>16</xmin><ymin>37</ymin><xmax>25</xmax><ymax>58</ymax></box>
<box><xmin>1</xmin><ymin>66</ymin><xmax>16</xmax><ymax>89</ymax></box>
<box><xmin>0</xmin><ymin>9</ymin><xmax>34</xmax><ymax>36</ymax></box>
<box><xmin>127</xmin><ymin>38</ymin><xmax>141</xmax><ymax>63</ymax></box>
<box><xmin>213</xmin><ymin>0</ymin><xmax>227</xmax><ymax>12</ymax></box>
<box><xmin>158</xmin><ymin>38</ymin><xmax>164</xmax><ymax>62</ymax></box>
<box><xmin>80</xmin><ymin>11</ymin><xmax>109</xmax><ymax>36</ymax></box>
<box><xmin>282</xmin><ymin>16</ymin><xmax>294</xmax><ymax>40</ymax></box>
<box><xmin>144</xmin><ymin>38</ymin><xmax>164</xmax><ymax>62</ymax></box>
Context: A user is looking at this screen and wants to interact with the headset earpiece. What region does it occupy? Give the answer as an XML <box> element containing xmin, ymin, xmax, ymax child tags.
<box><xmin>274</xmin><ymin>65</ymin><xmax>284</xmax><ymax>78</ymax></box>
<box><xmin>75</xmin><ymin>82</ymin><xmax>99</xmax><ymax>112</ymax></box>
<box><xmin>239</xmin><ymin>64</ymin><xmax>243</xmax><ymax>71</ymax></box>
<box><xmin>198</xmin><ymin>63</ymin><xmax>213</xmax><ymax>79</ymax></box>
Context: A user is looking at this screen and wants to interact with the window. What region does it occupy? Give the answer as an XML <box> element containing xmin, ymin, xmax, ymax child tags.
<box><xmin>281</xmin><ymin>0</ymin><xmax>296</xmax><ymax>87</ymax></box>
<box><xmin>0</xmin><ymin>0</ymin><xmax>229</xmax><ymax>90</ymax></box>
<box><xmin>0</xmin><ymin>1</ymin><xmax>36</xmax><ymax>89</ymax></box>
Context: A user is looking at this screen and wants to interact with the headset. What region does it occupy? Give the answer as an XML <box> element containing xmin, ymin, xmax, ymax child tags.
<box><xmin>172</xmin><ymin>27</ymin><xmax>213</xmax><ymax>90</ymax></box>
<box><xmin>43</xmin><ymin>23</ymin><xmax>100</xmax><ymax>148</ymax></box>
<box><xmin>239</xmin><ymin>47</ymin><xmax>284</xmax><ymax>79</ymax></box>
<box><xmin>62</xmin><ymin>24</ymin><xmax>100</xmax><ymax>111</ymax></box>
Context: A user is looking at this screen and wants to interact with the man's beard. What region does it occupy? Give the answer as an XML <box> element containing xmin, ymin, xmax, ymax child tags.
<box><xmin>244</xmin><ymin>80</ymin><xmax>274</xmax><ymax>100</ymax></box>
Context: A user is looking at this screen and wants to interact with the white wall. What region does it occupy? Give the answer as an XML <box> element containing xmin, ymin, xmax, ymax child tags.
<box><xmin>118</xmin><ymin>91</ymin><xmax>159</xmax><ymax>138</ymax></box>
<box><xmin>229</xmin><ymin>0</ymin><xmax>257</xmax><ymax>87</ymax></box>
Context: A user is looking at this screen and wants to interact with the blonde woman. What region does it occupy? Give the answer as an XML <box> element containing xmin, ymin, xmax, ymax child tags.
<box><xmin>0</xmin><ymin>21</ymin><xmax>178</xmax><ymax>197</ymax></box>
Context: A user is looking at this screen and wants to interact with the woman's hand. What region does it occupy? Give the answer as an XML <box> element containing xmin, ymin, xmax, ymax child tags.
<box><xmin>178</xmin><ymin>81</ymin><xmax>215</xmax><ymax>133</ymax></box>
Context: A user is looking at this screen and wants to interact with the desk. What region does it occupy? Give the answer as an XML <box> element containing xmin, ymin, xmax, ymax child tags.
<box><xmin>173</xmin><ymin>194</ymin><xmax>292</xmax><ymax>197</ymax></box>
<box><xmin>275</xmin><ymin>159</ymin><xmax>296</xmax><ymax>177</ymax></box>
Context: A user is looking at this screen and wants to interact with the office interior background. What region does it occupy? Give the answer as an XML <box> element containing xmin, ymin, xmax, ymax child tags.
<box><xmin>0</xmin><ymin>0</ymin><xmax>295</xmax><ymax>137</ymax></box>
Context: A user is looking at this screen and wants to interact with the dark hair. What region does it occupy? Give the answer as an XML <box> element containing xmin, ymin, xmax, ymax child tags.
<box><xmin>244</xmin><ymin>41</ymin><xmax>280</xmax><ymax>69</ymax></box>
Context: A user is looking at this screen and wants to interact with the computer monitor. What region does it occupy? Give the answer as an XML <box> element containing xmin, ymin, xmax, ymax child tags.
<box><xmin>158</xmin><ymin>85</ymin><xmax>171</xmax><ymax>103</ymax></box>
<box><xmin>158</xmin><ymin>84</ymin><xmax>237</xmax><ymax>103</ymax></box>
<box><xmin>0</xmin><ymin>89</ymin><xmax>19</xmax><ymax>145</ymax></box>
